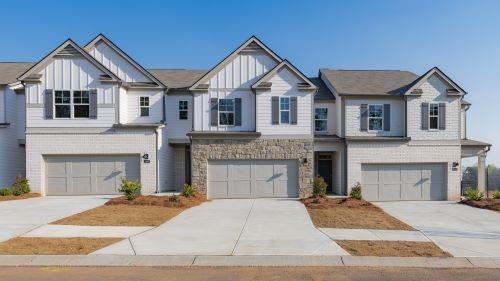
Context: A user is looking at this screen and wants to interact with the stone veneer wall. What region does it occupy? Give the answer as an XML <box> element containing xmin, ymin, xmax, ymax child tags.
<box><xmin>191</xmin><ymin>138</ymin><xmax>314</xmax><ymax>198</ymax></box>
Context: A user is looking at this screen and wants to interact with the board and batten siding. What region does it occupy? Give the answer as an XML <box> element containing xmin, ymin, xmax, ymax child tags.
<box><xmin>314</xmin><ymin>102</ymin><xmax>337</xmax><ymax>135</ymax></box>
<box><xmin>89</xmin><ymin>42</ymin><xmax>150</xmax><ymax>83</ymax></box>
<box><xmin>25</xmin><ymin>57</ymin><xmax>117</xmax><ymax>127</ymax></box>
<box><xmin>407</xmin><ymin>74</ymin><xmax>460</xmax><ymax>141</ymax></box>
<box><xmin>126</xmin><ymin>89</ymin><xmax>163</xmax><ymax>124</ymax></box>
<box><xmin>256</xmin><ymin>68</ymin><xmax>313</xmax><ymax>135</ymax></box>
<box><xmin>345</xmin><ymin>98</ymin><xmax>405</xmax><ymax>137</ymax></box>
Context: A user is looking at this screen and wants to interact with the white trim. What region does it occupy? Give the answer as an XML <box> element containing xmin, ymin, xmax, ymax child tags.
<box><xmin>53</xmin><ymin>90</ymin><xmax>90</xmax><ymax>119</ymax></box>
<box><xmin>139</xmin><ymin>96</ymin><xmax>150</xmax><ymax>117</ymax></box>
<box><xmin>218</xmin><ymin>98</ymin><xmax>235</xmax><ymax>126</ymax></box>
<box><xmin>367</xmin><ymin>104</ymin><xmax>384</xmax><ymax>131</ymax></box>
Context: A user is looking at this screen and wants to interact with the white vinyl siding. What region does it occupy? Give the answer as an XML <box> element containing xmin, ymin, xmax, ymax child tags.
<box><xmin>345</xmin><ymin>98</ymin><xmax>404</xmax><ymax>137</ymax></box>
<box><xmin>126</xmin><ymin>89</ymin><xmax>163</xmax><ymax>124</ymax></box>
<box><xmin>165</xmin><ymin>94</ymin><xmax>192</xmax><ymax>139</ymax></box>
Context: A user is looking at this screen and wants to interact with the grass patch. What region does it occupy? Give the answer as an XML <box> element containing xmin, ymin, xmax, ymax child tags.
<box><xmin>301</xmin><ymin>197</ymin><xmax>414</xmax><ymax>230</ymax></box>
<box><xmin>460</xmin><ymin>199</ymin><xmax>500</xmax><ymax>212</ymax></box>
<box><xmin>336</xmin><ymin>240</ymin><xmax>452</xmax><ymax>257</ymax></box>
<box><xmin>0</xmin><ymin>237</ymin><xmax>122</xmax><ymax>255</ymax></box>
<box><xmin>53</xmin><ymin>194</ymin><xmax>206</xmax><ymax>226</ymax></box>
<box><xmin>0</xmin><ymin>193</ymin><xmax>40</xmax><ymax>202</ymax></box>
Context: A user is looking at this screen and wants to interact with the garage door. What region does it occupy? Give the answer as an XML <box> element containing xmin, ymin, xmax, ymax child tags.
<box><xmin>46</xmin><ymin>155</ymin><xmax>140</xmax><ymax>195</ymax></box>
<box><xmin>207</xmin><ymin>160</ymin><xmax>298</xmax><ymax>199</ymax></box>
<box><xmin>361</xmin><ymin>163</ymin><xmax>446</xmax><ymax>201</ymax></box>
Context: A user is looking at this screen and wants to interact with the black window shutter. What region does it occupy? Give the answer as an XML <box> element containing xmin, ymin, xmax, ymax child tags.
<box><xmin>44</xmin><ymin>89</ymin><xmax>53</xmax><ymax>119</ymax></box>
<box><xmin>271</xmin><ymin>96</ymin><xmax>279</xmax><ymax>125</ymax></box>
<box><xmin>439</xmin><ymin>102</ymin><xmax>446</xmax><ymax>130</ymax></box>
<box><xmin>383</xmin><ymin>104</ymin><xmax>390</xmax><ymax>131</ymax></box>
<box><xmin>421</xmin><ymin>102</ymin><xmax>429</xmax><ymax>130</ymax></box>
<box><xmin>234</xmin><ymin>98</ymin><xmax>242</xmax><ymax>126</ymax></box>
<box><xmin>89</xmin><ymin>89</ymin><xmax>98</xmax><ymax>119</ymax></box>
<box><xmin>360</xmin><ymin>104</ymin><xmax>368</xmax><ymax>131</ymax></box>
<box><xmin>290</xmin><ymin>97</ymin><xmax>298</xmax><ymax>125</ymax></box>
<box><xmin>210</xmin><ymin>98</ymin><xmax>218</xmax><ymax>126</ymax></box>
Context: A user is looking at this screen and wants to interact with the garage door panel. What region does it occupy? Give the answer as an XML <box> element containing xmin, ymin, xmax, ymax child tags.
<box><xmin>362</xmin><ymin>184</ymin><xmax>380</xmax><ymax>201</ymax></box>
<box><xmin>229</xmin><ymin>181</ymin><xmax>251</xmax><ymax>198</ymax></box>
<box><xmin>72</xmin><ymin>177</ymin><xmax>92</xmax><ymax>194</ymax></box>
<box><xmin>403</xmin><ymin>183</ymin><xmax>422</xmax><ymax>200</ymax></box>
<box><xmin>71</xmin><ymin>161</ymin><xmax>92</xmax><ymax>176</ymax></box>
<box><xmin>208</xmin><ymin>163</ymin><xmax>228</xmax><ymax>180</ymax></box>
<box><xmin>253</xmin><ymin>180</ymin><xmax>274</xmax><ymax>197</ymax></box>
<box><xmin>380</xmin><ymin>166</ymin><xmax>401</xmax><ymax>183</ymax></box>
<box><xmin>232</xmin><ymin>164</ymin><xmax>251</xmax><ymax>180</ymax></box>
<box><xmin>46</xmin><ymin>160</ymin><xmax>67</xmax><ymax>174</ymax></box>
<box><xmin>362</xmin><ymin>166</ymin><xmax>379</xmax><ymax>182</ymax></box>
<box><xmin>47</xmin><ymin>178</ymin><xmax>68</xmax><ymax>195</ymax></box>
<box><xmin>380</xmin><ymin>184</ymin><xmax>402</xmax><ymax>201</ymax></box>
<box><xmin>252</xmin><ymin>163</ymin><xmax>274</xmax><ymax>180</ymax></box>
<box><xmin>402</xmin><ymin>167</ymin><xmax>422</xmax><ymax>183</ymax></box>
<box><xmin>208</xmin><ymin>182</ymin><xmax>228</xmax><ymax>199</ymax></box>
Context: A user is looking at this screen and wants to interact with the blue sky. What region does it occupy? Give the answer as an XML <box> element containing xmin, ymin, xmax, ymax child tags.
<box><xmin>1</xmin><ymin>0</ymin><xmax>499</xmax><ymax>165</ymax></box>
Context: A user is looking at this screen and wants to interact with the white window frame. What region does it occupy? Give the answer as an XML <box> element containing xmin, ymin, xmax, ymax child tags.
<box><xmin>218</xmin><ymin>98</ymin><xmax>235</xmax><ymax>126</ymax></box>
<box><xmin>54</xmin><ymin>90</ymin><xmax>90</xmax><ymax>119</ymax></box>
<box><xmin>429</xmin><ymin>102</ymin><xmax>439</xmax><ymax>130</ymax></box>
<box><xmin>280</xmin><ymin>97</ymin><xmax>290</xmax><ymax>124</ymax></box>
<box><xmin>368</xmin><ymin>104</ymin><xmax>384</xmax><ymax>131</ymax></box>
<box><xmin>314</xmin><ymin>107</ymin><xmax>328</xmax><ymax>132</ymax></box>
<box><xmin>178</xmin><ymin>100</ymin><xmax>188</xmax><ymax>120</ymax></box>
<box><xmin>139</xmin><ymin>96</ymin><xmax>150</xmax><ymax>117</ymax></box>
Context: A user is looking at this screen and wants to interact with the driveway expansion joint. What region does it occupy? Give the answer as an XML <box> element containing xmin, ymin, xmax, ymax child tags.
<box><xmin>231</xmin><ymin>199</ymin><xmax>255</xmax><ymax>255</ymax></box>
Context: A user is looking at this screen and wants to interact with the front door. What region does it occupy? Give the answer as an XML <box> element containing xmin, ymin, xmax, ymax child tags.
<box><xmin>317</xmin><ymin>158</ymin><xmax>333</xmax><ymax>193</ymax></box>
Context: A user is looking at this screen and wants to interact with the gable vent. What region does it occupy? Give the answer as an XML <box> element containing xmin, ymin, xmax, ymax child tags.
<box><xmin>57</xmin><ymin>44</ymin><xmax>80</xmax><ymax>56</ymax></box>
<box><xmin>241</xmin><ymin>41</ymin><xmax>263</xmax><ymax>52</ymax></box>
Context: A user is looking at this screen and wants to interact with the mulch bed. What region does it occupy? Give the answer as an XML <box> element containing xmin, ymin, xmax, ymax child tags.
<box><xmin>460</xmin><ymin>199</ymin><xmax>500</xmax><ymax>212</ymax></box>
<box><xmin>0</xmin><ymin>193</ymin><xmax>40</xmax><ymax>202</ymax></box>
<box><xmin>0</xmin><ymin>237</ymin><xmax>123</xmax><ymax>255</ymax></box>
<box><xmin>105</xmin><ymin>194</ymin><xmax>206</xmax><ymax>208</ymax></box>
<box><xmin>336</xmin><ymin>240</ymin><xmax>452</xmax><ymax>257</ymax></box>
<box><xmin>301</xmin><ymin>197</ymin><xmax>414</xmax><ymax>230</ymax></box>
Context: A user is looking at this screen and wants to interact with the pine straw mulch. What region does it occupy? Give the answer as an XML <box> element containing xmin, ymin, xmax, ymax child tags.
<box><xmin>460</xmin><ymin>198</ymin><xmax>500</xmax><ymax>212</ymax></box>
<box><xmin>336</xmin><ymin>240</ymin><xmax>452</xmax><ymax>257</ymax></box>
<box><xmin>0</xmin><ymin>193</ymin><xmax>40</xmax><ymax>202</ymax></box>
<box><xmin>0</xmin><ymin>237</ymin><xmax>123</xmax><ymax>255</ymax></box>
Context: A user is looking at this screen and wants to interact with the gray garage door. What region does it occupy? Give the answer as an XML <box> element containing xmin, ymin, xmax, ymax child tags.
<box><xmin>361</xmin><ymin>163</ymin><xmax>446</xmax><ymax>201</ymax></box>
<box><xmin>207</xmin><ymin>160</ymin><xmax>298</xmax><ymax>199</ymax></box>
<box><xmin>46</xmin><ymin>155</ymin><xmax>140</xmax><ymax>195</ymax></box>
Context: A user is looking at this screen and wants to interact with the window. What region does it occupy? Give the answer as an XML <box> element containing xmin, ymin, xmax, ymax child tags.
<box><xmin>219</xmin><ymin>99</ymin><xmax>234</xmax><ymax>125</ymax></box>
<box><xmin>54</xmin><ymin>90</ymin><xmax>71</xmax><ymax>118</ymax></box>
<box><xmin>315</xmin><ymin>108</ymin><xmax>328</xmax><ymax>132</ymax></box>
<box><xmin>140</xmin><ymin>96</ymin><xmax>149</xmax><ymax>117</ymax></box>
<box><xmin>280</xmin><ymin>97</ymin><xmax>290</xmax><ymax>124</ymax></box>
<box><xmin>178</xmin><ymin>100</ymin><xmax>188</xmax><ymax>120</ymax></box>
<box><xmin>73</xmin><ymin>91</ymin><xmax>89</xmax><ymax>118</ymax></box>
<box><xmin>368</xmin><ymin>104</ymin><xmax>383</xmax><ymax>131</ymax></box>
<box><xmin>429</xmin><ymin>103</ymin><xmax>439</xmax><ymax>130</ymax></box>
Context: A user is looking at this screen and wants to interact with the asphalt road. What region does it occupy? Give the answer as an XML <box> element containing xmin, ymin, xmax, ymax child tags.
<box><xmin>0</xmin><ymin>266</ymin><xmax>499</xmax><ymax>281</ymax></box>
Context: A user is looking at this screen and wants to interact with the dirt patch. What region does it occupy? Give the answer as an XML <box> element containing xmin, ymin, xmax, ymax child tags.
<box><xmin>336</xmin><ymin>240</ymin><xmax>451</xmax><ymax>257</ymax></box>
<box><xmin>460</xmin><ymin>199</ymin><xmax>500</xmax><ymax>212</ymax></box>
<box><xmin>301</xmin><ymin>197</ymin><xmax>414</xmax><ymax>230</ymax></box>
<box><xmin>0</xmin><ymin>193</ymin><xmax>40</xmax><ymax>202</ymax></box>
<box><xmin>53</xmin><ymin>194</ymin><xmax>206</xmax><ymax>226</ymax></box>
<box><xmin>0</xmin><ymin>237</ymin><xmax>122</xmax><ymax>255</ymax></box>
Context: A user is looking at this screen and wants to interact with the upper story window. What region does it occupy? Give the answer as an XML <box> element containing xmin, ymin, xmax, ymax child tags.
<box><xmin>219</xmin><ymin>99</ymin><xmax>234</xmax><ymax>126</ymax></box>
<box><xmin>368</xmin><ymin>104</ymin><xmax>383</xmax><ymax>131</ymax></box>
<box><xmin>179</xmin><ymin>100</ymin><xmax>188</xmax><ymax>120</ymax></box>
<box><xmin>429</xmin><ymin>103</ymin><xmax>439</xmax><ymax>130</ymax></box>
<box><xmin>315</xmin><ymin>108</ymin><xmax>328</xmax><ymax>132</ymax></box>
<box><xmin>140</xmin><ymin>96</ymin><xmax>150</xmax><ymax>117</ymax></box>
<box><xmin>54</xmin><ymin>90</ymin><xmax>89</xmax><ymax>119</ymax></box>
<box><xmin>280</xmin><ymin>97</ymin><xmax>290</xmax><ymax>124</ymax></box>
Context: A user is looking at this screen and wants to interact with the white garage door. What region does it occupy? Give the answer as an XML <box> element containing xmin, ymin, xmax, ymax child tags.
<box><xmin>46</xmin><ymin>155</ymin><xmax>140</xmax><ymax>195</ymax></box>
<box><xmin>361</xmin><ymin>163</ymin><xmax>446</xmax><ymax>201</ymax></box>
<box><xmin>207</xmin><ymin>160</ymin><xmax>298</xmax><ymax>199</ymax></box>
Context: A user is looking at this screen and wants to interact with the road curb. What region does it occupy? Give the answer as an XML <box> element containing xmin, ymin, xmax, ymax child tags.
<box><xmin>0</xmin><ymin>255</ymin><xmax>499</xmax><ymax>268</ymax></box>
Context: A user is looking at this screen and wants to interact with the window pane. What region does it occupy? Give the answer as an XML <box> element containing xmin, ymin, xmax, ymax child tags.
<box><xmin>179</xmin><ymin>110</ymin><xmax>188</xmax><ymax>120</ymax></box>
<box><xmin>219</xmin><ymin>112</ymin><xmax>234</xmax><ymax>125</ymax></box>
<box><xmin>74</xmin><ymin>105</ymin><xmax>89</xmax><ymax>118</ymax></box>
<box><xmin>179</xmin><ymin>101</ymin><xmax>188</xmax><ymax>110</ymax></box>
<box><xmin>430</xmin><ymin>104</ymin><xmax>439</xmax><ymax>116</ymax></box>
<box><xmin>315</xmin><ymin>120</ymin><xmax>328</xmax><ymax>132</ymax></box>
<box><xmin>226</xmin><ymin>100</ymin><xmax>234</xmax><ymax>111</ymax></box>
<box><xmin>315</xmin><ymin>108</ymin><xmax>327</xmax><ymax>119</ymax></box>
<box><xmin>55</xmin><ymin>105</ymin><xmax>71</xmax><ymax>118</ymax></box>
<box><xmin>369</xmin><ymin>105</ymin><xmax>383</xmax><ymax>117</ymax></box>
<box><xmin>281</xmin><ymin>111</ymin><xmax>290</xmax><ymax>124</ymax></box>
<box><xmin>369</xmin><ymin>118</ymin><xmax>383</xmax><ymax>130</ymax></box>
<box><xmin>140</xmin><ymin>107</ymin><xmax>149</xmax><ymax>117</ymax></box>
<box><xmin>430</xmin><ymin>116</ymin><xmax>438</xmax><ymax>129</ymax></box>
<box><xmin>280</xmin><ymin>98</ymin><xmax>290</xmax><ymax>110</ymax></box>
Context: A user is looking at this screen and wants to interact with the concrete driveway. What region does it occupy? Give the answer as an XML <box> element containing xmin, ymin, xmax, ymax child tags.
<box><xmin>0</xmin><ymin>196</ymin><xmax>112</xmax><ymax>242</ymax></box>
<box><xmin>95</xmin><ymin>199</ymin><xmax>348</xmax><ymax>256</ymax></box>
<box><xmin>375</xmin><ymin>201</ymin><xmax>500</xmax><ymax>257</ymax></box>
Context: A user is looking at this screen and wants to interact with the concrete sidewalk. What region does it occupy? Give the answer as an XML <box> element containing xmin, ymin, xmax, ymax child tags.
<box><xmin>0</xmin><ymin>255</ymin><xmax>499</xmax><ymax>268</ymax></box>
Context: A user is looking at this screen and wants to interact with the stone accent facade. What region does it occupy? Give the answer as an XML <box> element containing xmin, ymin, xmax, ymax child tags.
<box><xmin>191</xmin><ymin>138</ymin><xmax>314</xmax><ymax>198</ymax></box>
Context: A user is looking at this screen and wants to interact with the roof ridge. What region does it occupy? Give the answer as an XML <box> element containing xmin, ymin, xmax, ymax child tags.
<box><xmin>324</xmin><ymin>68</ymin><xmax>412</xmax><ymax>72</ymax></box>
<box><xmin>147</xmin><ymin>68</ymin><xmax>207</xmax><ymax>71</ymax></box>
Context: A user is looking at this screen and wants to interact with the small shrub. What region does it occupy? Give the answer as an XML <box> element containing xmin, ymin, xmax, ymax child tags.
<box><xmin>12</xmin><ymin>177</ymin><xmax>30</xmax><ymax>196</ymax></box>
<box><xmin>119</xmin><ymin>178</ymin><xmax>142</xmax><ymax>200</ymax></box>
<box><xmin>464</xmin><ymin>188</ymin><xmax>484</xmax><ymax>201</ymax></box>
<box><xmin>169</xmin><ymin>194</ymin><xmax>180</xmax><ymax>203</ymax></box>
<box><xmin>313</xmin><ymin>177</ymin><xmax>327</xmax><ymax>198</ymax></box>
<box><xmin>492</xmin><ymin>190</ymin><xmax>500</xmax><ymax>199</ymax></box>
<box><xmin>0</xmin><ymin>188</ymin><xmax>12</xmax><ymax>196</ymax></box>
<box><xmin>350</xmin><ymin>182</ymin><xmax>362</xmax><ymax>200</ymax></box>
<box><xmin>182</xmin><ymin>183</ymin><xmax>197</xmax><ymax>197</ymax></box>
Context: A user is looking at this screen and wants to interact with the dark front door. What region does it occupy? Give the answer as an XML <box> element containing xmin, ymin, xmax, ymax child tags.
<box><xmin>318</xmin><ymin>159</ymin><xmax>333</xmax><ymax>193</ymax></box>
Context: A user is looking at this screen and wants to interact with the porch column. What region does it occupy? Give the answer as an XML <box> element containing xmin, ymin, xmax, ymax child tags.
<box><xmin>477</xmin><ymin>152</ymin><xmax>487</xmax><ymax>194</ymax></box>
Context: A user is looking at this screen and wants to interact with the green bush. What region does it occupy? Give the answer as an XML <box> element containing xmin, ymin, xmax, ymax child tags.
<box><xmin>464</xmin><ymin>188</ymin><xmax>484</xmax><ymax>201</ymax></box>
<box><xmin>350</xmin><ymin>182</ymin><xmax>363</xmax><ymax>200</ymax></box>
<box><xmin>118</xmin><ymin>178</ymin><xmax>142</xmax><ymax>200</ymax></box>
<box><xmin>492</xmin><ymin>190</ymin><xmax>500</xmax><ymax>199</ymax></box>
<box><xmin>312</xmin><ymin>177</ymin><xmax>327</xmax><ymax>198</ymax></box>
<box><xmin>182</xmin><ymin>183</ymin><xmax>197</xmax><ymax>197</ymax></box>
<box><xmin>12</xmin><ymin>177</ymin><xmax>30</xmax><ymax>196</ymax></box>
<box><xmin>0</xmin><ymin>188</ymin><xmax>12</xmax><ymax>196</ymax></box>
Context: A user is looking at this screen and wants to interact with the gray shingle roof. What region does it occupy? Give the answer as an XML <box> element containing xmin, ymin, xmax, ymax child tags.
<box><xmin>147</xmin><ymin>69</ymin><xmax>207</xmax><ymax>89</ymax></box>
<box><xmin>309</xmin><ymin>77</ymin><xmax>335</xmax><ymax>101</ymax></box>
<box><xmin>0</xmin><ymin>62</ymin><xmax>35</xmax><ymax>85</ymax></box>
<box><xmin>320</xmin><ymin>69</ymin><xmax>419</xmax><ymax>96</ymax></box>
